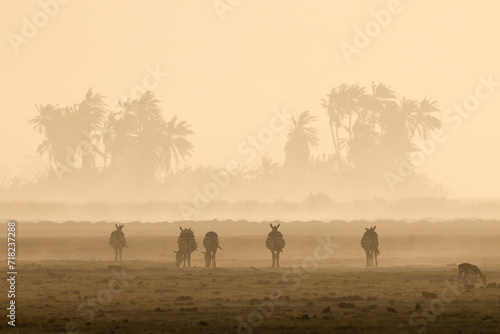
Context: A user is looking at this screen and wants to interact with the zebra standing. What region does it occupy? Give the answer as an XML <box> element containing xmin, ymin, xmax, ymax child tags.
<box><xmin>361</xmin><ymin>226</ymin><xmax>379</xmax><ymax>267</ymax></box>
<box><xmin>202</xmin><ymin>231</ymin><xmax>222</xmax><ymax>268</ymax></box>
<box><xmin>175</xmin><ymin>227</ymin><xmax>197</xmax><ymax>268</ymax></box>
<box><xmin>109</xmin><ymin>224</ymin><xmax>128</xmax><ymax>261</ymax></box>
<box><xmin>266</xmin><ymin>223</ymin><xmax>285</xmax><ymax>268</ymax></box>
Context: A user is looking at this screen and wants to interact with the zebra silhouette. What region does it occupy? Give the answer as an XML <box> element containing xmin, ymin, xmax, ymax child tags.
<box><xmin>109</xmin><ymin>224</ymin><xmax>128</xmax><ymax>261</ymax></box>
<box><xmin>202</xmin><ymin>231</ymin><xmax>222</xmax><ymax>268</ymax></box>
<box><xmin>361</xmin><ymin>226</ymin><xmax>379</xmax><ymax>267</ymax></box>
<box><xmin>175</xmin><ymin>227</ymin><xmax>197</xmax><ymax>268</ymax></box>
<box><xmin>266</xmin><ymin>223</ymin><xmax>285</xmax><ymax>268</ymax></box>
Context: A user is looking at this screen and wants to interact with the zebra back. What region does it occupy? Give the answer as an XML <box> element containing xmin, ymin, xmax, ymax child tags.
<box><xmin>203</xmin><ymin>231</ymin><xmax>219</xmax><ymax>253</ymax></box>
<box><xmin>361</xmin><ymin>230</ymin><xmax>378</xmax><ymax>250</ymax></box>
<box><xmin>109</xmin><ymin>230</ymin><xmax>127</xmax><ymax>249</ymax></box>
<box><xmin>266</xmin><ymin>231</ymin><xmax>285</xmax><ymax>251</ymax></box>
<box><xmin>178</xmin><ymin>229</ymin><xmax>197</xmax><ymax>253</ymax></box>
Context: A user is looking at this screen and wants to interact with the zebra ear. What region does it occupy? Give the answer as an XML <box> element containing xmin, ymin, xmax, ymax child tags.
<box><xmin>365</xmin><ymin>228</ymin><xmax>369</xmax><ymax>231</ymax></box>
<box><xmin>277</xmin><ymin>223</ymin><xmax>280</xmax><ymax>228</ymax></box>
<box><xmin>270</xmin><ymin>223</ymin><xmax>272</xmax><ymax>228</ymax></box>
<box><xmin>373</xmin><ymin>226</ymin><xmax>376</xmax><ymax>230</ymax></box>
<box><xmin>115</xmin><ymin>224</ymin><xmax>118</xmax><ymax>229</ymax></box>
<box><xmin>179</xmin><ymin>226</ymin><xmax>183</xmax><ymax>231</ymax></box>
<box><xmin>173</xmin><ymin>251</ymin><xmax>177</xmax><ymax>253</ymax></box>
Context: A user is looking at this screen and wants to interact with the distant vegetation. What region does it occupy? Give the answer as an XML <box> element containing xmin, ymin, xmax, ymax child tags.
<box><xmin>1</xmin><ymin>83</ymin><xmax>446</xmax><ymax>202</ymax></box>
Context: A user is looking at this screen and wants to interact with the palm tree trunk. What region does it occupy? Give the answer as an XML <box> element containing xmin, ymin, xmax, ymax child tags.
<box><xmin>329</xmin><ymin>120</ymin><xmax>339</xmax><ymax>161</ymax></box>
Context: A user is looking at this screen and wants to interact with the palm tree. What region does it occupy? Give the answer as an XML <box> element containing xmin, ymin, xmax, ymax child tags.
<box><xmin>158</xmin><ymin>116</ymin><xmax>194</xmax><ymax>174</ymax></box>
<box><xmin>253</xmin><ymin>155</ymin><xmax>280</xmax><ymax>180</ymax></box>
<box><xmin>413</xmin><ymin>97</ymin><xmax>441</xmax><ymax>140</ymax></box>
<box><xmin>29</xmin><ymin>104</ymin><xmax>76</xmax><ymax>168</ymax></box>
<box><xmin>322</xmin><ymin>84</ymin><xmax>366</xmax><ymax>162</ymax></box>
<box><xmin>75</xmin><ymin>88</ymin><xmax>107</xmax><ymax>172</ymax></box>
<box><xmin>284</xmin><ymin>111</ymin><xmax>320</xmax><ymax>175</ymax></box>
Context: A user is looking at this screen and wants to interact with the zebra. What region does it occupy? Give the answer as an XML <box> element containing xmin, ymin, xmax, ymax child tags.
<box><xmin>174</xmin><ymin>227</ymin><xmax>197</xmax><ymax>268</ymax></box>
<box><xmin>458</xmin><ymin>263</ymin><xmax>487</xmax><ymax>286</ymax></box>
<box><xmin>266</xmin><ymin>223</ymin><xmax>285</xmax><ymax>268</ymax></box>
<box><xmin>202</xmin><ymin>231</ymin><xmax>222</xmax><ymax>268</ymax></box>
<box><xmin>361</xmin><ymin>226</ymin><xmax>379</xmax><ymax>267</ymax></box>
<box><xmin>109</xmin><ymin>224</ymin><xmax>128</xmax><ymax>261</ymax></box>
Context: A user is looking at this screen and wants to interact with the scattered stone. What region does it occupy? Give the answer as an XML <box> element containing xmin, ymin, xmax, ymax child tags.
<box><xmin>199</xmin><ymin>321</ymin><xmax>209</xmax><ymax>326</ymax></box>
<box><xmin>367</xmin><ymin>305</ymin><xmax>377</xmax><ymax>310</ymax></box>
<box><xmin>321</xmin><ymin>306</ymin><xmax>331</xmax><ymax>314</ymax></box>
<box><xmin>486</xmin><ymin>283</ymin><xmax>497</xmax><ymax>288</ymax></box>
<box><xmin>336</xmin><ymin>295</ymin><xmax>364</xmax><ymax>301</ymax></box>
<box><xmin>307</xmin><ymin>301</ymin><xmax>314</xmax><ymax>306</ymax></box>
<box><xmin>299</xmin><ymin>314</ymin><xmax>310</xmax><ymax>320</ymax></box>
<box><xmin>179</xmin><ymin>307</ymin><xmax>198</xmax><ymax>312</ymax></box>
<box><xmin>422</xmin><ymin>292</ymin><xmax>438</xmax><ymax>299</ymax></box>
<box><xmin>415</xmin><ymin>303</ymin><xmax>422</xmax><ymax>313</ymax></box>
<box><xmin>318</xmin><ymin>296</ymin><xmax>336</xmax><ymax>302</ymax></box>
<box><xmin>387</xmin><ymin>307</ymin><xmax>397</xmax><ymax>313</ymax></box>
<box><xmin>249</xmin><ymin>298</ymin><xmax>260</xmax><ymax>305</ymax></box>
<box><xmin>175</xmin><ymin>296</ymin><xmax>193</xmax><ymax>301</ymax></box>
<box><xmin>366</xmin><ymin>296</ymin><xmax>378</xmax><ymax>301</ymax></box>
<box><xmin>338</xmin><ymin>302</ymin><xmax>356</xmax><ymax>309</ymax></box>
<box><xmin>153</xmin><ymin>307</ymin><xmax>164</xmax><ymax>312</ymax></box>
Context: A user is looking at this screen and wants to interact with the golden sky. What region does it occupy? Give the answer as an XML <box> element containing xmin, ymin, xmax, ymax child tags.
<box><xmin>1</xmin><ymin>0</ymin><xmax>499</xmax><ymax>199</ymax></box>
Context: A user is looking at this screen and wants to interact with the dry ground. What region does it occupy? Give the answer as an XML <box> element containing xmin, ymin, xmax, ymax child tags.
<box><xmin>4</xmin><ymin>262</ymin><xmax>500</xmax><ymax>333</ymax></box>
<box><xmin>1</xmin><ymin>220</ymin><xmax>500</xmax><ymax>333</ymax></box>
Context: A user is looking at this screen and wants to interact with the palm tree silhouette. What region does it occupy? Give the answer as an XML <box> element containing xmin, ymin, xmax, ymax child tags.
<box><xmin>75</xmin><ymin>88</ymin><xmax>107</xmax><ymax>172</ymax></box>
<box><xmin>108</xmin><ymin>91</ymin><xmax>193</xmax><ymax>180</ymax></box>
<box><xmin>322</xmin><ymin>84</ymin><xmax>365</xmax><ymax>162</ymax></box>
<box><xmin>284</xmin><ymin>111</ymin><xmax>320</xmax><ymax>176</ymax></box>
<box><xmin>158</xmin><ymin>115</ymin><xmax>194</xmax><ymax>174</ymax></box>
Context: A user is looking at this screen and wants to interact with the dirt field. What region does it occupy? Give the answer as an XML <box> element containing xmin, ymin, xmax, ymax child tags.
<box><xmin>2</xmin><ymin>220</ymin><xmax>500</xmax><ymax>333</ymax></box>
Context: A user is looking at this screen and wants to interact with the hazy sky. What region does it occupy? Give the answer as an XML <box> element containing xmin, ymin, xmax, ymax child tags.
<box><xmin>1</xmin><ymin>0</ymin><xmax>499</xmax><ymax>199</ymax></box>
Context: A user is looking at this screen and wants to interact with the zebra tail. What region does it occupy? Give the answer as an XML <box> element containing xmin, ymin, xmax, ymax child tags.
<box><xmin>217</xmin><ymin>245</ymin><xmax>223</xmax><ymax>250</ymax></box>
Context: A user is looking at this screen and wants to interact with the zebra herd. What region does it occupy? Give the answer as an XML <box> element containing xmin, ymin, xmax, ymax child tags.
<box><xmin>108</xmin><ymin>223</ymin><xmax>286</xmax><ymax>268</ymax></box>
<box><xmin>108</xmin><ymin>224</ymin><xmax>489</xmax><ymax>285</ymax></box>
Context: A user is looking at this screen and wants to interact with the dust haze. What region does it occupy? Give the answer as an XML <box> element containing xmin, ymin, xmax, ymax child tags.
<box><xmin>1</xmin><ymin>1</ymin><xmax>500</xmax><ymax>333</ymax></box>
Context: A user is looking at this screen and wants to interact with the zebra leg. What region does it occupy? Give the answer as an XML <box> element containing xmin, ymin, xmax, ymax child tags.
<box><xmin>119</xmin><ymin>248</ymin><xmax>122</xmax><ymax>261</ymax></box>
<box><xmin>276</xmin><ymin>250</ymin><xmax>280</xmax><ymax>268</ymax></box>
<box><xmin>188</xmin><ymin>252</ymin><xmax>191</xmax><ymax>268</ymax></box>
<box><xmin>373</xmin><ymin>250</ymin><xmax>378</xmax><ymax>267</ymax></box>
<box><xmin>271</xmin><ymin>251</ymin><xmax>276</xmax><ymax>268</ymax></box>
<box><xmin>114</xmin><ymin>248</ymin><xmax>118</xmax><ymax>261</ymax></box>
<box><xmin>365</xmin><ymin>249</ymin><xmax>370</xmax><ymax>267</ymax></box>
<box><xmin>212</xmin><ymin>252</ymin><xmax>216</xmax><ymax>268</ymax></box>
